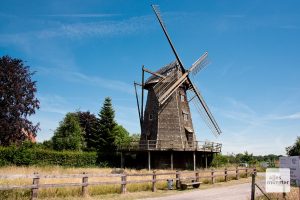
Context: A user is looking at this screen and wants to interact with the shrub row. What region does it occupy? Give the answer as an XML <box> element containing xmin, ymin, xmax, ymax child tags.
<box><xmin>0</xmin><ymin>146</ymin><xmax>97</xmax><ymax>167</ymax></box>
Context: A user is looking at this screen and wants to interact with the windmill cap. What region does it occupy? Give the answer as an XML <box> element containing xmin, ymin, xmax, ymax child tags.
<box><xmin>145</xmin><ymin>60</ymin><xmax>178</xmax><ymax>86</ymax></box>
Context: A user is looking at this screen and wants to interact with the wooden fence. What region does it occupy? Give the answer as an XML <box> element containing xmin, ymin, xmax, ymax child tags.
<box><xmin>0</xmin><ymin>167</ymin><xmax>256</xmax><ymax>200</ymax></box>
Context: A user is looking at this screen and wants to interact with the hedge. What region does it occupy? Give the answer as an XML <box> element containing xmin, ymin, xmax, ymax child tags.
<box><xmin>0</xmin><ymin>146</ymin><xmax>97</xmax><ymax>167</ymax></box>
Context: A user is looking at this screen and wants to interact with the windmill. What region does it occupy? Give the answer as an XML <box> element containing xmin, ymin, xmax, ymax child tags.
<box><xmin>124</xmin><ymin>5</ymin><xmax>222</xmax><ymax>170</ymax></box>
<box><xmin>135</xmin><ymin>5</ymin><xmax>221</xmax><ymax>150</ymax></box>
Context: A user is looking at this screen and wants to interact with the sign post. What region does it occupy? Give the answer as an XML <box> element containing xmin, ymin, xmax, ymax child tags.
<box><xmin>280</xmin><ymin>156</ymin><xmax>300</xmax><ymax>199</ymax></box>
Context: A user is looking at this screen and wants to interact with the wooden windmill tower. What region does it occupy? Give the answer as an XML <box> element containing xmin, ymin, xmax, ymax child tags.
<box><xmin>123</xmin><ymin>5</ymin><xmax>222</xmax><ymax>170</ymax></box>
<box><xmin>136</xmin><ymin>5</ymin><xmax>221</xmax><ymax>149</ymax></box>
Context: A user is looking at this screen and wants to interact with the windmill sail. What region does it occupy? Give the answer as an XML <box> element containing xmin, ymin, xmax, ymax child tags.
<box><xmin>152</xmin><ymin>4</ymin><xmax>222</xmax><ymax>137</ymax></box>
<box><xmin>153</xmin><ymin>70</ymin><xmax>179</xmax><ymax>102</ymax></box>
<box><xmin>189</xmin><ymin>52</ymin><xmax>209</xmax><ymax>75</ymax></box>
<box><xmin>154</xmin><ymin>52</ymin><xmax>208</xmax><ymax>105</ymax></box>
<box><xmin>190</xmin><ymin>83</ymin><xmax>222</xmax><ymax>136</ymax></box>
<box><xmin>152</xmin><ymin>5</ymin><xmax>186</xmax><ymax>72</ymax></box>
<box><xmin>154</xmin><ymin>70</ymin><xmax>188</xmax><ymax>105</ymax></box>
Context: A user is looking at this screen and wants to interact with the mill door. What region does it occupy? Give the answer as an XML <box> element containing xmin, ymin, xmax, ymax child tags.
<box><xmin>185</xmin><ymin>127</ymin><xmax>194</xmax><ymax>148</ymax></box>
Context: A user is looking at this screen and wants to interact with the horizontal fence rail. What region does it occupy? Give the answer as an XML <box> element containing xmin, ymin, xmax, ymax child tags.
<box><xmin>0</xmin><ymin>167</ymin><xmax>255</xmax><ymax>200</ymax></box>
<box><xmin>118</xmin><ymin>140</ymin><xmax>222</xmax><ymax>152</ymax></box>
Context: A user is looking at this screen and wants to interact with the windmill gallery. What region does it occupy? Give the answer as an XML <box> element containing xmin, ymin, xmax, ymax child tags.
<box><xmin>119</xmin><ymin>5</ymin><xmax>222</xmax><ymax>170</ymax></box>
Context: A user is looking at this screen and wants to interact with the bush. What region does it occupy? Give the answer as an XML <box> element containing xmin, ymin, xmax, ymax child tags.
<box><xmin>286</xmin><ymin>136</ymin><xmax>300</xmax><ymax>156</ymax></box>
<box><xmin>211</xmin><ymin>154</ymin><xmax>228</xmax><ymax>167</ymax></box>
<box><xmin>0</xmin><ymin>146</ymin><xmax>97</xmax><ymax>167</ymax></box>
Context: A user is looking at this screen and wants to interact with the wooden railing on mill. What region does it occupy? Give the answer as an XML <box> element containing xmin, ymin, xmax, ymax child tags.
<box><xmin>119</xmin><ymin>139</ymin><xmax>222</xmax><ymax>152</ymax></box>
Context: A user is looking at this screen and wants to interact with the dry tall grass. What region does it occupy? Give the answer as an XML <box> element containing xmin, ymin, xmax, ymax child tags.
<box><xmin>256</xmin><ymin>187</ymin><xmax>300</xmax><ymax>200</ymax></box>
<box><xmin>0</xmin><ymin>166</ymin><xmax>249</xmax><ymax>200</ymax></box>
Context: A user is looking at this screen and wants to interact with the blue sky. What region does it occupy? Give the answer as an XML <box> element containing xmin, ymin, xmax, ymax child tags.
<box><xmin>1</xmin><ymin>0</ymin><xmax>300</xmax><ymax>155</ymax></box>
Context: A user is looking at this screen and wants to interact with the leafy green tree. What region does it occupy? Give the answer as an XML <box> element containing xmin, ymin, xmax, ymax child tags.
<box><xmin>227</xmin><ymin>153</ymin><xmax>239</xmax><ymax>165</ymax></box>
<box><xmin>211</xmin><ymin>154</ymin><xmax>228</xmax><ymax>167</ymax></box>
<box><xmin>113</xmin><ymin>125</ymin><xmax>131</xmax><ymax>146</ymax></box>
<box><xmin>52</xmin><ymin>113</ymin><xmax>85</xmax><ymax>151</ymax></box>
<box><xmin>41</xmin><ymin>140</ymin><xmax>53</xmax><ymax>149</ymax></box>
<box><xmin>235</xmin><ymin>153</ymin><xmax>243</xmax><ymax>164</ymax></box>
<box><xmin>0</xmin><ymin>55</ymin><xmax>39</xmax><ymax>146</ymax></box>
<box><xmin>129</xmin><ymin>133</ymin><xmax>140</xmax><ymax>141</ymax></box>
<box><xmin>240</xmin><ymin>151</ymin><xmax>257</xmax><ymax>165</ymax></box>
<box><xmin>286</xmin><ymin>136</ymin><xmax>300</xmax><ymax>156</ymax></box>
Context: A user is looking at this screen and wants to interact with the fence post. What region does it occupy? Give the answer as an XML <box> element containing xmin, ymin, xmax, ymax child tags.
<box><xmin>211</xmin><ymin>169</ymin><xmax>215</xmax><ymax>184</ymax></box>
<box><xmin>245</xmin><ymin>168</ymin><xmax>248</xmax><ymax>178</ymax></box>
<box><xmin>81</xmin><ymin>172</ymin><xmax>88</xmax><ymax>197</ymax></box>
<box><xmin>121</xmin><ymin>174</ymin><xmax>127</xmax><ymax>194</ymax></box>
<box><xmin>176</xmin><ymin>171</ymin><xmax>181</xmax><ymax>189</ymax></box>
<box><xmin>253</xmin><ymin>167</ymin><xmax>257</xmax><ymax>175</ymax></box>
<box><xmin>251</xmin><ymin>173</ymin><xmax>256</xmax><ymax>200</ymax></box>
<box><xmin>224</xmin><ymin>168</ymin><xmax>228</xmax><ymax>182</ymax></box>
<box><xmin>152</xmin><ymin>170</ymin><xmax>157</xmax><ymax>192</ymax></box>
<box><xmin>31</xmin><ymin>172</ymin><xmax>39</xmax><ymax>200</ymax></box>
<box><xmin>236</xmin><ymin>167</ymin><xmax>239</xmax><ymax>180</ymax></box>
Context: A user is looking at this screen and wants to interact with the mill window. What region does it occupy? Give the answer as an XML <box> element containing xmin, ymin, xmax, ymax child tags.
<box><xmin>183</xmin><ymin>113</ymin><xmax>188</xmax><ymax>121</ymax></box>
<box><xmin>180</xmin><ymin>94</ymin><xmax>185</xmax><ymax>102</ymax></box>
<box><xmin>149</xmin><ymin>114</ymin><xmax>153</xmax><ymax>120</ymax></box>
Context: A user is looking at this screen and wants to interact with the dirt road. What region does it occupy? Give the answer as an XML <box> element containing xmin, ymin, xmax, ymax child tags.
<box><xmin>142</xmin><ymin>175</ymin><xmax>265</xmax><ymax>200</ymax></box>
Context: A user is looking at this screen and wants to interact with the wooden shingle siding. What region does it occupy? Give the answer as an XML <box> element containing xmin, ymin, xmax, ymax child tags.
<box><xmin>141</xmin><ymin>66</ymin><xmax>196</xmax><ymax>150</ymax></box>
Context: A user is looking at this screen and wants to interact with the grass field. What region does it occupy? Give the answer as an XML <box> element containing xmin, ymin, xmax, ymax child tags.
<box><xmin>0</xmin><ymin>166</ymin><xmax>251</xmax><ymax>199</ymax></box>
<box><xmin>256</xmin><ymin>187</ymin><xmax>300</xmax><ymax>200</ymax></box>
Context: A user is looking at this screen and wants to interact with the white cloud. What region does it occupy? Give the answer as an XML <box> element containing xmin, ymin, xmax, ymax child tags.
<box><xmin>215</xmin><ymin>97</ymin><xmax>300</xmax><ymax>155</ymax></box>
<box><xmin>267</xmin><ymin>112</ymin><xmax>300</xmax><ymax>120</ymax></box>
<box><xmin>0</xmin><ymin>14</ymin><xmax>153</xmax><ymax>50</ymax></box>
<box><xmin>40</xmin><ymin>13</ymin><xmax>118</xmax><ymax>18</ymax></box>
<box><xmin>69</xmin><ymin>71</ymin><xmax>134</xmax><ymax>94</ymax></box>
<box><xmin>38</xmin><ymin>67</ymin><xmax>133</xmax><ymax>94</ymax></box>
<box><xmin>38</xmin><ymin>94</ymin><xmax>71</xmax><ymax>115</ymax></box>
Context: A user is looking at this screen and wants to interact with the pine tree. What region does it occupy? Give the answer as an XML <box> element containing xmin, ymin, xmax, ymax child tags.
<box><xmin>97</xmin><ymin>97</ymin><xmax>117</xmax><ymax>162</ymax></box>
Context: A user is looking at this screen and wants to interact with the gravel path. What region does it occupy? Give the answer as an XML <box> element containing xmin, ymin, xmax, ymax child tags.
<box><xmin>142</xmin><ymin>174</ymin><xmax>266</xmax><ymax>200</ymax></box>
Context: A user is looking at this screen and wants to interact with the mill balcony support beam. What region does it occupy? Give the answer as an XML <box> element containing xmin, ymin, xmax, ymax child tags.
<box><xmin>148</xmin><ymin>151</ymin><xmax>151</xmax><ymax>171</ymax></box>
<box><xmin>170</xmin><ymin>152</ymin><xmax>173</xmax><ymax>170</ymax></box>
<box><xmin>193</xmin><ymin>152</ymin><xmax>196</xmax><ymax>171</ymax></box>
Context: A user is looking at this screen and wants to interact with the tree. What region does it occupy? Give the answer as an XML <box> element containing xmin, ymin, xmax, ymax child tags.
<box><xmin>41</xmin><ymin>140</ymin><xmax>53</xmax><ymax>149</ymax></box>
<box><xmin>211</xmin><ymin>154</ymin><xmax>228</xmax><ymax>167</ymax></box>
<box><xmin>129</xmin><ymin>133</ymin><xmax>140</xmax><ymax>141</ymax></box>
<box><xmin>286</xmin><ymin>136</ymin><xmax>300</xmax><ymax>156</ymax></box>
<box><xmin>0</xmin><ymin>55</ymin><xmax>39</xmax><ymax>146</ymax></box>
<box><xmin>52</xmin><ymin>113</ymin><xmax>85</xmax><ymax>151</ymax></box>
<box><xmin>239</xmin><ymin>151</ymin><xmax>257</xmax><ymax>165</ymax></box>
<box><xmin>113</xmin><ymin>125</ymin><xmax>131</xmax><ymax>146</ymax></box>
<box><xmin>96</xmin><ymin>97</ymin><xmax>117</xmax><ymax>162</ymax></box>
<box><xmin>76</xmin><ymin>111</ymin><xmax>98</xmax><ymax>151</ymax></box>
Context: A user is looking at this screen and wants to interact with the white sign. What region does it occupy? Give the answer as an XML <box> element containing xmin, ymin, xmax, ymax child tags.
<box><xmin>280</xmin><ymin>156</ymin><xmax>300</xmax><ymax>185</ymax></box>
<box><xmin>266</xmin><ymin>168</ymin><xmax>290</xmax><ymax>193</ymax></box>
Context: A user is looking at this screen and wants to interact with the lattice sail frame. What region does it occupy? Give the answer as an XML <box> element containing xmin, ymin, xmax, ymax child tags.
<box><xmin>151</xmin><ymin>5</ymin><xmax>221</xmax><ymax>136</ymax></box>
